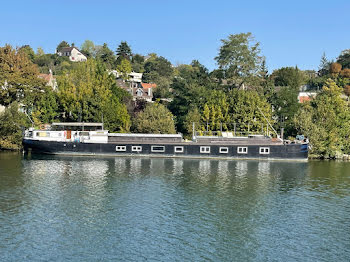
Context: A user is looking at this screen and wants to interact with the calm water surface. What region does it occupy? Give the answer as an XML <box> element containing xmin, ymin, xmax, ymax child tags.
<box><xmin>0</xmin><ymin>152</ymin><xmax>349</xmax><ymax>261</ymax></box>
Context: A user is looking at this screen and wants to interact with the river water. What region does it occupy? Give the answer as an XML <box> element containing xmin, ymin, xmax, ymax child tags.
<box><xmin>0</xmin><ymin>152</ymin><xmax>349</xmax><ymax>262</ymax></box>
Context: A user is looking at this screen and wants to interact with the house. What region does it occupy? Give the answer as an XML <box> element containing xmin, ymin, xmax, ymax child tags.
<box><xmin>298</xmin><ymin>92</ymin><xmax>317</xmax><ymax>103</ymax></box>
<box><xmin>38</xmin><ymin>70</ymin><xmax>58</xmax><ymax>90</ymax></box>
<box><xmin>110</xmin><ymin>70</ymin><xmax>156</xmax><ymax>102</ymax></box>
<box><xmin>57</xmin><ymin>47</ymin><xmax>87</xmax><ymax>62</ymax></box>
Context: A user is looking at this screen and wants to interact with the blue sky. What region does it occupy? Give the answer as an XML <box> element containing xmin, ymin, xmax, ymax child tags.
<box><xmin>1</xmin><ymin>0</ymin><xmax>349</xmax><ymax>72</ymax></box>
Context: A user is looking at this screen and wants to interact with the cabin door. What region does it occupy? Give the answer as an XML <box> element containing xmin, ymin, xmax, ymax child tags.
<box><xmin>66</xmin><ymin>130</ymin><xmax>72</xmax><ymax>139</ymax></box>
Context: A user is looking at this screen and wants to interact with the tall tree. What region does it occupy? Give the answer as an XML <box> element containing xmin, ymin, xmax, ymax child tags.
<box><xmin>337</xmin><ymin>49</ymin><xmax>350</xmax><ymax>69</ymax></box>
<box><xmin>0</xmin><ymin>45</ymin><xmax>46</xmax><ymax>107</ymax></box>
<box><xmin>271</xmin><ymin>67</ymin><xmax>307</xmax><ymax>88</ymax></box>
<box><xmin>18</xmin><ymin>45</ymin><xmax>35</xmax><ymax>62</ymax></box>
<box><xmin>56</xmin><ymin>41</ymin><xmax>70</xmax><ymax>52</ymax></box>
<box><xmin>116</xmin><ymin>41</ymin><xmax>132</xmax><ymax>62</ymax></box>
<box><xmin>215</xmin><ymin>32</ymin><xmax>262</xmax><ymax>88</ymax></box>
<box><xmin>57</xmin><ymin>59</ymin><xmax>130</xmax><ymax>131</ymax></box>
<box><xmin>95</xmin><ymin>43</ymin><xmax>116</xmax><ymax>69</ymax></box>
<box><xmin>116</xmin><ymin>58</ymin><xmax>132</xmax><ymax>80</ymax></box>
<box><xmin>80</xmin><ymin>40</ymin><xmax>95</xmax><ymax>58</ymax></box>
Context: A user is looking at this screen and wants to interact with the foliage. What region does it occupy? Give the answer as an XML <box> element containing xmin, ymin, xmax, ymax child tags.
<box><xmin>36</xmin><ymin>47</ymin><xmax>45</xmax><ymax>57</ymax></box>
<box><xmin>116</xmin><ymin>41</ymin><xmax>132</xmax><ymax>62</ymax></box>
<box><xmin>134</xmin><ymin>103</ymin><xmax>176</xmax><ymax>134</ymax></box>
<box><xmin>31</xmin><ymin>88</ymin><xmax>59</xmax><ymax>125</ymax></box>
<box><xmin>131</xmin><ymin>54</ymin><xmax>145</xmax><ymax>72</ymax></box>
<box><xmin>295</xmin><ymin>79</ymin><xmax>350</xmax><ymax>158</ymax></box>
<box><xmin>81</xmin><ymin>40</ymin><xmax>95</xmax><ymax>58</ymax></box>
<box><xmin>271</xmin><ymin>67</ymin><xmax>307</xmax><ymax>88</ymax></box>
<box><xmin>95</xmin><ymin>43</ymin><xmax>116</xmax><ymax>69</ymax></box>
<box><xmin>143</xmin><ymin>55</ymin><xmax>173</xmax><ymax>83</ymax></box>
<box><xmin>116</xmin><ymin>58</ymin><xmax>132</xmax><ymax>80</ymax></box>
<box><xmin>57</xmin><ymin>59</ymin><xmax>130</xmax><ymax>131</ymax></box>
<box><xmin>18</xmin><ymin>45</ymin><xmax>35</xmax><ymax>62</ymax></box>
<box><xmin>0</xmin><ymin>45</ymin><xmax>46</xmax><ymax>107</ymax></box>
<box><xmin>337</xmin><ymin>49</ymin><xmax>350</xmax><ymax>69</ymax></box>
<box><xmin>0</xmin><ymin>102</ymin><xmax>29</xmax><ymax>150</ymax></box>
<box><xmin>215</xmin><ymin>32</ymin><xmax>262</xmax><ymax>88</ymax></box>
<box><xmin>56</xmin><ymin>41</ymin><xmax>70</xmax><ymax>52</ymax></box>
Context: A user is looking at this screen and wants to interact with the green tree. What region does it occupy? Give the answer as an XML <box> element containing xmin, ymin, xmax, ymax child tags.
<box><xmin>271</xmin><ymin>66</ymin><xmax>307</xmax><ymax>88</ymax></box>
<box><xmin>95</xmin><ymin>43</ymin><xmax>115</xmax><ymax>69</ymax></box>
<box><xmin>57</xmin><ymin>59</ymin><xmax>130</xmax><ymax>131</ymax></box>
<box><xmin>134</xmin><ymin>103</ymin><xmax>176</xmax><ymax>134</ymax></box>
<box><xmin>31</xmin><ymin>88</ymin><xmax>59</xmax><ymax>125</ymax></box>
<box><xmin>18</xmin><ymin>45</ymin><xmax>35</xmax><ymax>62</ymax></box>
<box><xmin>81</xmin><ymin>40</ymin><xmax>95</xmax><ymax>58</ymax></box>
<box><xmin>0</xmin><ymin>102</ymin><xmax>29</xmax><ymax>150</ymax></box>
<box><xmin>0</xmin><ymin>45</ymin><xmax>46</xmax><ymax>107</ymax></box>
<box><xmin>295</xmin><ymin>79</ymin><xmax>350</xmax><ymax>158</ymax></box>
<box><xmin>56</xmin><ymin>41</ymin><xmax>70</xmax><ymax>52</ymax></box>
<box><xmin>337</xmin><ymin>49</ymin><xmax>350</xmax><ymax>69</ymax></box>
<box><xmin>116</xmin><ymin>58</ymin><xmax>132</xmax><ymax>80</ymax></box>
<box><xmin>143</xmin><ymin>55</ymin><xmax>173</xmax><ymax>83</ymax></box>
<box><xmin>36</xmin><ymin>47</ymin><xmax>45</xmax><ymax>57</ymax></box>
<box><xmin>215</xmin><ymin>32</ymin><xmax>262</xmax><ymax>88</ymax></box>
<box><xmin>131</xmin><ymin>54</ymin><xmax>145</xmax><ymax>72</ymax></box>
<box><xmin>116</xmin><ymin>41</ymin><xmax>132</xmax><ymax>62</ymax></box>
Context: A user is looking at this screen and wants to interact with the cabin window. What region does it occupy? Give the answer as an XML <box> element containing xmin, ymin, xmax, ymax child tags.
<box><xmin>259</xmin><ymin>147</ymin><xmax>270</xmax><ymax>155</ymax></box>
<box><xmin>174</xmin><ymin>146</ymin><xmax>184</xmax><ymax>153</ymax></box>
<box><xmin>237</xmin><ymin>147</ymin><xmax>248</xmax><ymax>154</ymax></box>
<box><xmin>219</xmin><ymin>147</ymin><xmax>229</xmax><ymax>154</ymax></box>
<box><xmin>151</xmin><ymin>146</ymin><xmax>165</xmax><ymax>152</ymax></box>
<box><xmin>132</xmin><ymin>146</ymin><xmax>142</xmax><ymax>152</ymax></box>
<box><xmin>200</xmin><ymin>146</ymin><xmax>210</xmax><ymax>153</ymax></box>
<box><xmin>116</xmin><ymin>146</ymin><xmax>126</xmax><ymax>152</ymax></box>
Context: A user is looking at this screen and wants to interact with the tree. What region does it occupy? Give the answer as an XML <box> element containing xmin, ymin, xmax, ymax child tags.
<box><xmin>116</xmin><ymin>41</ymin><xmax>132</xmax><ymax>62</ymax></box>
<box><xmin>318</xmin><ymin>52</ymin><xmax>330</xmax><ymax>76</ymax></box>
<box><xmin>18</xmin><ymin>45</ymin><xmax>35</xmax><ymax>62</ymax></box>
<box><xmin>36</xmin><ymin>47</ymin><xmax>45</xmax><ymax>57</ymax></box>
<box><xmin>56</xmin><ymin>41</ymin><xmax>70</xmax><ymax>52</ymax></box>
<box><xmin>0</xmin><ymin>102</ymin><xmax>29</xmax><ymax>150</ymax></box>
<box><xmin>143</xmin><ymin>55</ymin><xmax>173</xmax><ymax>83</ymax></box>
<box><xmin>0</xmin><ymin>45</ymin><xmax>46</xmax><ymax>107</ymax></box>
<box><xmin>116</xmin><ymin>58</ymin><xmax>132</xmax><ymax>80</ymax></box>
<box><xmin>81</xmin><ymin>40</ymin><xmax>95</xmax><ymax>58</ymax></box>
<box><xmin>295</xmin><ymin>79</ymin><xmax>350</xmax><ymax>158</ymax></box>
<box><xmin>330</xmin><ymin>62</ymin><xmax>342</xmax><ymax>76</ymax></box>
<box><xmin>134</xmin><ymin>103</ymin><xmax>176</xmax><ymax>134</ymax></box>
<box><xmin>337</xmin><ymin>49</ymin><xmax>350</xmax><ymax>69</ymax></box>
<box><xmin>31</xmin><ymin>88</ymin><xmax>59</xmax><ymax>125</ymax></box>
<box><xmin>95</xmin><ymin>43</ymin><xmax>115</xmax><ymax>69</ymax></box>
<box><xmin>57</xmin><ymin>59</ymin><xmax>130</xmax><ymax>131</ymax></box>
<box><xmin>271</xmin><ymin>67</ymin><xmax>307</xmax><ymax>88</ymax></box>
<box><xmin>131</xmin><ymin>54</ymin><xmax>145</xmax><ymax>72</ymax></box>
<box><xmin>215</xmin><ymin>32</ymin><xmax>262</xmax><ymax>88</ymax></box>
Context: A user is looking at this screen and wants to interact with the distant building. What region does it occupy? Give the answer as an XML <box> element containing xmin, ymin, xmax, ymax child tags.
<box><xmin>110</xmin><ymin>70</ymin><xmax>156</xmax><ymax>102</ymax></box>
<box><xmin>298</xmin><ymin>92</ymin><xmax>317</xmax><ymax>103</ymax></box>
<box><xmin>38</xmin><ymin>70</ymin><xmax>58</xmax><ymax>90</ymax></box>
<box><xmin>57</xmin><ymin>47</ymin><xmax>87</xmax><ymax>62</ymax></box>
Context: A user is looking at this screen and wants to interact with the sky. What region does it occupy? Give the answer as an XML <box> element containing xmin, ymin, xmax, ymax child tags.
<box><xmin>1</xmin><ymin>0</ymin><xmax>349</xmax><ymax>72</ymax></box>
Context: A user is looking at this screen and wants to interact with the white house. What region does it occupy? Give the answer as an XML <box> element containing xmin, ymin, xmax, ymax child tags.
<box><xmin>57</xmin><ymin>47</ymin><xmax>87</xmax><ymax>62</ymax></box>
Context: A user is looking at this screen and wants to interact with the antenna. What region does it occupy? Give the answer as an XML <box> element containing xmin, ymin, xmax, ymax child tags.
<box><xmin>257</xmin><ymin>106</ymin><xmax>280</xmax><ymax>139</ymax></box>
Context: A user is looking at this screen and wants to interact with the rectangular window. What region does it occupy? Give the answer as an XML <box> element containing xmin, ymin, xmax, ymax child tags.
<box><xmin>259</xmin><ymin>147</ymin><xmax>270</xmax><ymax>155</ymax></box>
<box><xmin>151</xmin><ymin>146</ymin><xmax>165</xmax><ymax>152</ymax></box>
<box><xmin>132</xmin><ymin>146</ymin><xmax>142</xmax><ymax>152</ymax></box>
<box><xmin>219</xmin><ymin>147</ymin><xmax>229</xmax><ymax>154</ymax></box>
<box><xmin>174</xmin><ymin>146</ymin><xmax>184</xmax><ymax>153</ymax></box>
<box><xmin>200</xmin><ymin>146</ymin><xmax>210</xmax><ymax>153</ymax></box>
<box><xmin>237</xmin><ymin>147</ymin><xmax>248</xmax><ymax>154</ymax></box>
<box><xmin>116</xmin><ymin>146</ymin><xmax>126</xmax><ymax>152</ymax></box>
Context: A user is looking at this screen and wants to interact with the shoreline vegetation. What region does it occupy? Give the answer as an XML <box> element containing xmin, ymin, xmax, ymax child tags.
<box><xmin>1</xmin><ymin>33</ymin><xmax>350</xmax><ymax>159</ymax></box>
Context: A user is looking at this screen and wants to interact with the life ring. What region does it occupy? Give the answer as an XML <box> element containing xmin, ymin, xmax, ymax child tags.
<box><xmin>40</xmin><ymin>124</ymin><xmax>45</xmax><ymax>130</ymax></box>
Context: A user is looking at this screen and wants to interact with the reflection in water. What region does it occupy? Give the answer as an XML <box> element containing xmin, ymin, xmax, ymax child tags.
<box><xmin>0</xmin><ymin>153</ymin><xmax>350</xmax><ymax>261</ymax></box>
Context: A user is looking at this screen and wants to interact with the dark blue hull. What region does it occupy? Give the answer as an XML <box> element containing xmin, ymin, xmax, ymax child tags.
<box><xmin>23</xmin><ymin>139</ymin><xmax>308</xmax><ymax>160</ymax></box>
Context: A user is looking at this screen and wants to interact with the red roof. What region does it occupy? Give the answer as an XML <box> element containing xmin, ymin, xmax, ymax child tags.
<box><xmin>38</xmin><ymin>73</ymin><xmax>54</xmax><ymax>82</ymax></box>
<box><xmin>299</xmin><ymin>96</ymin><xmax>312</xmax><ymax>103</ymax></box>
<box><xmin>141</xmin><ymin>83</ymin><xmax>157</xmax><ymax>89</ymax></box>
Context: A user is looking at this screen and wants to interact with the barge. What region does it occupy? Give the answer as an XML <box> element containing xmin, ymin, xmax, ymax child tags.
<box><xmin>22</xmin><ymin>122</ymin><xmax>308</xmax><ymax>160</ymax></box>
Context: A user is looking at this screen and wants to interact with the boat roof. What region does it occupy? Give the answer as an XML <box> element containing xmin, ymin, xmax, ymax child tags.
<box><xmin>51</xmin><ymin>122</ymin><xmax>103</xmax><ymax>127</ymax></box>
<box><xmin>108</xmin><ymin>133</ymin><xmax>182</xmax><ymax>138</ymax></box>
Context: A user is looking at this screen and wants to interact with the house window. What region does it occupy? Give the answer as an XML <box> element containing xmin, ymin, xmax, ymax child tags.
<box><xmin>174</xmin><ymin>146</ymin><xmax>184</xmax><ymax>153</ymax></box>
<box><xmin>237</xmin><ymin>147</ymin><xmax>248</xmax><ymax>154</ymax></box>
<box><xmin>200</xmin><ymin>146</ymin><xmax>210</xmax><ymax>153</ymax></box>
<box><xmin>259</xmin><ymin>147</ymin><xmax>270</xmax><ymax>155</ymax></box>
<box><xmin>132</xmin><ymin>146</ymin><xmax>142</xmax><ymax>152</ymax></box>
<box><xmin>219</xmin><ymin>147</ymin><xmax>229</xmax><ymax>154</ymax></box>
<box><xmin>116</xmin><ymin>146</ymin><xmax>126</xmax><ymax>152</ymax></box>
<box><xmin>151</xmin><ymin>146</ymin><xmax>165</xmax><ymax>152</ymax></box>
